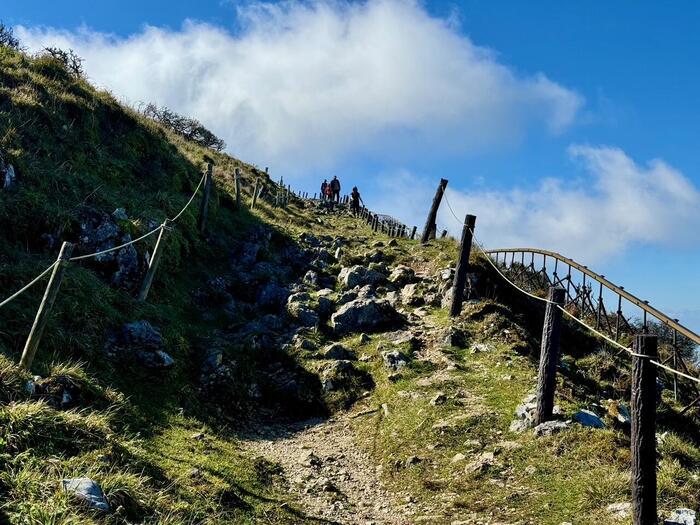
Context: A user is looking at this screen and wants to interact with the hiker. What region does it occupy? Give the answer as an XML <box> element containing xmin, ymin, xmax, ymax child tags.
<box><xmin>324</xmin><ymin>183</ymin><xmax>333</xmax><ymax>203</ymax></box>
<box><xmin>330</xmin><ymin>176</ymin><xmax>341</xmax><ymax>203</ymax></box>
<box><xmin>350</xmin><ymin>186</ymin><xmax>363</xmax><ymax>216</ymax></box>
<box><xmin>320</xmin><ymin>179</ymin><xmax>328</xmax><ymax>200</ymax></box>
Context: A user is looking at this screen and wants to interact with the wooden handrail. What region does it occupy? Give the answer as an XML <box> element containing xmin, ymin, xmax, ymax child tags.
<box><xmin>484</xmin><ymin>248</ymin><xmax>700</xmax><ymax>346</ymax></box>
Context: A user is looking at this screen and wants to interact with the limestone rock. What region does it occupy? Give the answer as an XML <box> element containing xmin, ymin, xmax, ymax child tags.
<box><xmin>574</xmin><ymin>409</ymin><xmax>606</xmax><ymax>429</ymax></box>
<box><xmin>331</xmin><ymin>298</ymin><xmax>404</xmax><ymax>335</ymax></box>
<box><xmin>389</xmin><ymin>265</ymin><xmax>416</xmax><ymax>287</ymax></box>
<box><xmin>381</xmin><ymin>349</ymin><xmax>409</xmax><ymax>371</ymax></box>
<box><xmin>321</xmin><ymin>343</ymin><xmax>356</xmax><ymax>361</ymax></box>
<box><xmin>338</xmin><ymin>265</ymin><xmax>386</xmax><ymax>289</ymax></box>
<box><xmin>665</xmin><ymin>508</ymin><xmax>696</xmax><ymax>525</ymax></box>
<box><xmin>533</xmin><ymin>420</ymin><xmax>569</xmax><ymax>437</ymax></box>
<box><xmin>104</xmin><ymin>321</ymin><xmax>174</xmax><ymax>370</ymax></box>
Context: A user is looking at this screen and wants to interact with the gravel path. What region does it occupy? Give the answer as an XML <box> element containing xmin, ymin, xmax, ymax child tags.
<box><xmin>241</xmin><ymin>415</ymin><xmax>411</xmax><ymax>525</ymax></box>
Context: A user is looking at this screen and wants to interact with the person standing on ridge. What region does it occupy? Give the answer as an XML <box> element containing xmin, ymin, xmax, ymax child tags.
<box><xmin>320</xmin><ymin>179</ymin><xmax>328</xmax><ymax>200</ymax></box>
<box><xmin>350</xmin><ymin>186</ymin><xmax>363</xmax><ymax>216</ymax></box>
<box><xmin>330</xmin><ymin>176</ymin><xmax>341</xmax><ymax>203</ymax></box>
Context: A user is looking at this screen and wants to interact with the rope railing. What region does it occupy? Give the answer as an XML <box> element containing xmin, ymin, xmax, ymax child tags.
<box><xmin>0</xmin><ymin>261</ymin><xmax>58</xmax><ymax>309</ymax></box>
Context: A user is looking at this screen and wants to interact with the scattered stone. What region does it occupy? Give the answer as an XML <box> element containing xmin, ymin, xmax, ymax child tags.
<box><xmin>104</xmin><ymin>321</ymin><xmax>174</xmax><ymax>370</ymax></box>
<box><xmin>465</xmin><ymin>452</ymin><xmax>495</xmax><ymax>474</ymax></box>
<box><xmin>62</xmin><ymin>478</ymin><xmax>109</xmax><ymax>511</ymax></box>
<box><xmin>430</xmin><ymin>392</ymin><xmax>447</xmax><ymax>406</ymax></box>
<box><xmin>509</xmin><ymin>419</ymin><xmax>530</xmax><ymax>433</ymax></box>
<box><xmin>533</xmin><ymin>420</ymin><xmax>569</xmax><ymax>437</ymax></box>
<box><xmin>387</xmin><ymin>239</ymin><xmax>398</xmax><ymax>247</ymax></box>
<box><xmin>574</xmin><ymin>409</ymin><xmax>606</xmax><ymax>429</ymax></box>
<box><xmin>607</xmin><ymin>502</ymin><xmax>632</xmax><ymax>519</ymax></box>
<box><xmin>321</xmin><ymin>343</ymin><xmax>356</xmax><ymax>361</ymax></box>
<box><xmin>470</xmin><ymin>343</ymin><xmax>492</xmax><ymax>353</ymax></box>
<box><xmin>451</xmin><ymin>453</ymin><xmax>466</xmax><ymax>463</ymax></box>
<box><xmin>286</xmin><ymin>294</ymin><xmax>319</xmax><ymax>328</ymax></box>
<box><xmin>111</xmin><ymin>207</ymin><xmax>128</xmax><ymax>221</ymax></box>
<box><xmin>381</xmin><ymin>350</ymin><xmax>409</xmax><ymax>372</ymax></box>
<box><xmin>389</xmin><ymin>265</ymin><xmax>416</xmax><ymax>287</ymax></box>
<box><xmin>607</xmin><ymin>400</ymin><xmax>631</xmax><ymax>426</ymax></box>
<box><xmin>524</xmin><ymin>465</ymin><xmax>537</xmax><ymax>475</ymax></box>
<box><xmin>303</xmin><ymin>270</ymin><xmax>320</xmax><ymax>288</ymax></box>
<box><xmin>665</xmin><ymin>508</ymin><xmax>696</xmax><ymax>525</ymax></box>
<box><xmin>400</xmin><ymin>283</ymin><xmax>425</xmax><ymax>306</ymax></box>
<box><xmin>443</xmin><ymin>327</ymin><xmax>468</xmax><ymax>348</ymax></box>
<box><xmin>405</xmin><ymin>456</ymin><xmax>422</xmax><ymax>467</ymax></box>
<box><xmin>2</xmin><ymin>162</ymin><xmax>16</xmax><ymax>190</ymax></box>
<box><xmin>358</xmin><ymin>333</ymin><xmax>371</xmax><ymax>345</ymax></box>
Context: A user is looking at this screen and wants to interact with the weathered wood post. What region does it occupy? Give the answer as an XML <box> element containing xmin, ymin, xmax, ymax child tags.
<box><xmin>198</xmin><ymin>161</ymin><xmax>213</xmax><ymax>234</ymax></box>
<box><xmin>285</xmin><ymin>187</ymin><xmax>290</xmax><ymax>208</ymax></box>
<box><xmin>234</xmin><ymin>168</ymin><xmax>241</xmax><ymax>209</ymax></box>
<box><xmin>410</xmin><ymin>226</ymin><xmax>417</xmax><ymax>240</ymax></box>
<box><xmin>533</xmin><ymin>286</ymin><xmax>566</xmax><ymax>425</ymax></box>
<box><xmin>631</xmin><ymin>334</ymin><xmax>658</xmax><ymax>525</ymax></box>
<box><xmin>19</xmin><ymin>242</ymin><xmax>74</xmax><ymax>370</ymax></box>
<box><xmin>421</xmin><ymin>179</ymin><xmax>448</xmax><ymax>244</ymax></box>
<box><xmin>251</xmin><ymin>178</ymin><xmax>260</xmax><ymax>210</ymax></box>
<box><xmin>449</xmin><ymin>215</ymin><xmax>476</xmax><ymax>318</ymax></box>
<box><xmin>137</xmin><ymin>221</ymin><xmax>170</xmax><ymax>302</ymax></box>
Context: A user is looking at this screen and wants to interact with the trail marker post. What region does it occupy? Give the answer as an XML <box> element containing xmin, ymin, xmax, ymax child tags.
<box><xmin>449</xmin><ymin>215</ymin><xmax>476</xmax><ymax>318</ymax></box>
<box><xmin>631</xmin><ymin>334</ymin><xmax>658</xmax><ymax>525</ymax></box>
<box><xmin>19</xmin><ymin>242</ymin><xmax>74</xmax><ymax>370</ymax></box>
<box><xmin>234</xmin><ymin>168</ymin><xmax>241</xmax><ymax>209</ymax></box>
<box><xmin>533</xmin><ymin>286</ymin><xmax>566</xmax><ymax>425</ymax></box>
<box><xmin>198</xmin><ymin>161</ymin><xmax>213</xmax><ymax>234</ymax></box>
<box><xmin>421</xmin><ymin>179</ymin><xmax>448</xmax><ymax>244</ymax></box>
<box><xmin>138</xmin><ymin>221</ymin><xmax>170</xmax><ymax>302</ymax></box>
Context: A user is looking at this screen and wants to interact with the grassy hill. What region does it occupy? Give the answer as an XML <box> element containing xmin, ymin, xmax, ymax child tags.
<box><xmin>0</xmin><ymin>44</ymin><xmax>698</xmax><ymax>525</ymax></box>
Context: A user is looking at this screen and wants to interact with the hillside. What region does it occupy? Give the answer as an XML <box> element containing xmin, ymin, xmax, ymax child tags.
<box><xmin>0</xmin><ymin>45</ymin><xmax>698</xmax><ymax>525</ymax></box>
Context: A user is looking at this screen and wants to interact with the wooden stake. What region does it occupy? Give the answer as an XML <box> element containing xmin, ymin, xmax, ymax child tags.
<box><xmin>449</xmin><ymin>215</ymin><xmax>476</xmax><ymax>318</ymax></box>
<box><xmin>421</xmin><ymin>179</ymin><xmax>448</xmax><ymax>244</ymax></box>
<box><xmin>631</xmin><ymin>334</ymin><xmax>658</xmax><ymax>525</ymax></box>
<box><xmin>19</xmin><ymin>242</ymin><xmax>74</xmax><ymax>370</ymax></box>
<box><xmin>251</xmin><ymin>178</ymin><xmax>260</xmax><ymax>210</ymax></box>
<box><xmin>234</xmin><ymin>168</ymin><xmax>241</xmax><ymax>209</ymax></box>
<box><xmin>137</xmin><ymin>222</ymin><xmax>170</xmax><ymax>302</ymax></box>
<box><xmin>533</xmin><ymin>286</ymin><xmax>566</xmax><ymax>425</ymax></box>
<box><xmin>410</xmin><ymin>226</ymin><xmax>417</xmax><ymax>240</ymax></box>
<box><xmin>198</xmin><ymin>162</ymin><xmax>213</xmax><ymax>234</ymax></box>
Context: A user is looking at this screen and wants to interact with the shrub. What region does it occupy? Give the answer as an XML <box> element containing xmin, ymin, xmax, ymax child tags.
<box><xmin>39</xmin><ymin>47</ymin><xmax>85</xmax><ymax>79</ymax></box>
<box><xmin>142</xmin><ymin>103</ymin><xmax>226</xmax><ymax>152</ymax></box>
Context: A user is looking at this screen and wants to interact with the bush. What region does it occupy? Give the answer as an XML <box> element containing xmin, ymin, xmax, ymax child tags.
<box><xmin>39</xmin><ymin>47</ymin><xmax>85</xmax><ymax>78</ymax></box>
<box><xmin>142</xmin><ymin>103</ymin><xmax>226</xmax><ymax>152</ymax></box>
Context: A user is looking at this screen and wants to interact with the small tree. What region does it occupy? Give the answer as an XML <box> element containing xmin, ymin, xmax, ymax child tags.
<box><xmin>0</xmin><ymin>22</ymin><xmax>21</xmax><ymax>50</ymax></box>
<box><xmin>41</xmin><ymin>47</ymin><xmax>85</xmax><ymax>78</ymax></box>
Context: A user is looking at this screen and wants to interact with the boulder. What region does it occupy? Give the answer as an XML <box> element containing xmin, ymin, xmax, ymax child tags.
<box><xmin>338</xmin><ymin>265</ymin><xmax>386</xmax><ymax>289</ymax></box>
<box><xmin>607</xmin><ymin>502</ymin><xmax>632</xmax><ymax>519</ymax></box>
<box><xmin>317</xmin><ymin>296</ymin><xmax>334</xmax><ymax>319</ymax></box>
<box><xmin>389</xmin><ymin>265</ymin><xmax>416</xmax><ymax>287</ymax></box>
<box><xmin>321</xmin><ymin>343</ymin><xmax>356</xmax><ymax>361</ymax></box>
<box><xmin>443</xmin><ymin>326</ymin><xmax>468</xmax><ymax>348</ymax></box>
<box><xmin>573</xmin><ymin>409</ymin><xmax>606</xmax><ymax>429</ymax></box>
<box><xmin>104</xmin><ymin>321</ymin><xmax>174</xmax><ymax>370</ymax></box>
<box><xmin>286</xmin><ymin>301</ymin><xmax>319</xmax><ymax>328</ymax></box>
<box><xmin>257</xmin><ymin>282</ymin><xmax>289</xmax><ymax>311</ymax></box>
<box><xmin>331</xmin><ymin>298</ymin><xmax>404</xmax><ymax>335</ymax></box>
<box><xmin>62</xmin><ymin>478</ymin><xmax>109</xmax><ymax>511</ymax></box>
<box><xmin>319</xmin><ymin>360</ymin><xmax>374</xmax><ymax>408</ymax></box>
<box><xmin>358</xmin><ymin>333</ymin><xmax>371</xmax><ymax>345</ymax></box>
<box><xmin>400</xmin><ymin>283</ymin><xmax>425</xmax><ymax>306</ymax></box>
<box><xmin>303</xmin><ymin>270</ymin><xmax>320</xmax><ymax>288</ymax></box>
<box><xmin>111</xmin><ymin>207</ymin><xmax>128</xmax><ymax>221</ymax></box>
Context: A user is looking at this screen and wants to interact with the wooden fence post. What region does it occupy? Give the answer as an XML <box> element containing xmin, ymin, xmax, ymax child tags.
<box><xmin>410</xmin><ymin>226</ymin><xmax>417</xmax><ymax>240</ymax></box>
<box><xmin>440</xmin><ymin>229</ymin><xmax>447</xmax><ymax>238</ymax></box>
<box><xmin>198</xmin><ymin>162</ymin><xmax>213</xmax><ymax>234</ymax></box>
<box><xmin>19</xmin><ymin>242</ymin><xmax>74</xmax><ymax>370</ymax></box>
<box><xmin>449</xmin><ymin>215</ymin><xmax>476</xmax><ymax>318</ymax></box>
<box><xmin>421</xmin><ymin>179</ymin><xmax>448</xmax><ymax>244</ymax></box>
<box><xmin>533</xmin><ymin>286</ymin><xmax>566</xmax><ymax>425</ymax></box>
<box><xmin>137</xmin><ymin>221</ymin><xmax>170</xmax><ymax>302</ymax></box>
<box><xmin>251</xmin><ymin>178</ymin><xmax>260</xmax><ymax>210</ymax></box>
<box><xmin>234</xmin><ymin>168</ymin><xmax>241</xmax><ymax>209</ymax></box>
<box><xmin>631</xmin><ymin>334</ymin><xmax>658</xmax><ymax>525</ymax></box>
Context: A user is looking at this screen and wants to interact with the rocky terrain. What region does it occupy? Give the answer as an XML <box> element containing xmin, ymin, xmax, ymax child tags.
<box><xmin>0</xmin><ymin>43</ymin><xmax>698</xmax><ymax>525</ymax></box>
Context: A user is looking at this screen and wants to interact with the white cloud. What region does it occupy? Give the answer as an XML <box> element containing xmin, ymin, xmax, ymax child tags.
<box><xmin>374</xmin><ymin>146</ymin><xmax>700</xmax><ymax>263</ymax></box>
<box><xmin>15</xmin><ymin>0</ymin><xmax>582</xmax><ymax>172</ymax></box>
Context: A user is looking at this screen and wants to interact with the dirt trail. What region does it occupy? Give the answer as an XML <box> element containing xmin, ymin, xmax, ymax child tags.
<box><xmin>241</xmin><ymin>413</ymin><xmax>411</xmax><ymax>525</ymax></box>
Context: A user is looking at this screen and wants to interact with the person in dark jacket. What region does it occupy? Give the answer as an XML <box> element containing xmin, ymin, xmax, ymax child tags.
<box><xmin>330</xmin><ymin>176</ymin><xmax>341</xmax><ymax>203</ymax></box>
<box><xmin>350</xmin><ymin>186</ymin><xmax>363</xmax><ymax>216</ymax></box>
<box><xmin>320</xmin><ymin>179</ymin><xmax>328</xmax><ymax>200</ymax></box>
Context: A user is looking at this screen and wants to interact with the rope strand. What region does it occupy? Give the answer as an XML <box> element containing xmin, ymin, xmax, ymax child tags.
<box><xmin>0</xmin><ymin>261</ymin><xmax>57</xmax><ymax>309</ymax></box>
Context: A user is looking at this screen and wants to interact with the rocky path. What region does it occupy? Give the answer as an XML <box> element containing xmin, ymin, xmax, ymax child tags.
<box><xmin>240</xmin><ymin>414</ymin><xmax>410</xmax><ymax>525</ymax></box>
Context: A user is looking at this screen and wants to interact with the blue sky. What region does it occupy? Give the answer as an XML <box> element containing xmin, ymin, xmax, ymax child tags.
<box><xmin>5</xmin><ymin>1</ymin><xmax>700</xmax><ymax>331</ymax></box>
